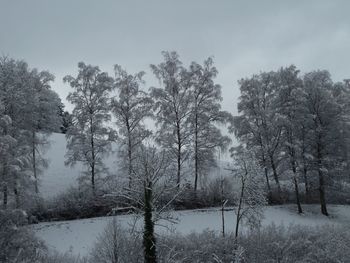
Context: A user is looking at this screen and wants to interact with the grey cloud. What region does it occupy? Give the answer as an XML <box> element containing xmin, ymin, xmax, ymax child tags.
<box><xmin>1</xmin><ymin>0</ymin><xmax>349</xmax><ymax>113</ymax></box>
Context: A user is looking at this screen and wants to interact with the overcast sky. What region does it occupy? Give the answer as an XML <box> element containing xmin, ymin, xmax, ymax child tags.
<box><xmin>1</xmin><ymin>0</ymin><xmax>350</xmax><ymax>114</ymax></box>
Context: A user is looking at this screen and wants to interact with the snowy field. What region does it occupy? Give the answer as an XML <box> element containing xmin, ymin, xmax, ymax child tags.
<box><xmin>32</xmin><ymin>204</ymin><xmax>350</xmax><ymax>257</ymax></box>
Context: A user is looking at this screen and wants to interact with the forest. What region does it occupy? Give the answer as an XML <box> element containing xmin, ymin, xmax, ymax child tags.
<box><xmin>1</xmin><ymin>52</ymin><xmax>350</xmax><ymax>262</ymax></box>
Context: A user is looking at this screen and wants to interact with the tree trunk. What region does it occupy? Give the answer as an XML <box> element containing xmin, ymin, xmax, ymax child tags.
<box><xmin>269</xmin><ymin>154</ymin><xmax>281</xmax><ymax>199</ymax></box>
<box><xmin>90</xmin><ymin>117</ymin><xmax>96</xmax><ymax>197</ymax></box>
<box><xmin>302</xmin><ymin>166</ymin><xmax>310</xmax><ymax>202</ymax></box>
<box><xmin>301</xmin><ymin>126</ymin><xmax>310</xmax><ymax>201</ymax></box>
<box><xmin>292</xmin><ymin>166</ymin><xmax>302</xmax><ymax>214</ymax></box>
<box><xmin>32</xmin><ymin>131</ymin><xmax>38</xmax><ymax>194</ymax></box>
<box><xmin>128</xmin><ymin>134</ymin><xmax>133</xmax><ymax>189</ymax></box>
<box><xmin>235</xmin><ymin>176</ymin><xmax>245</xmax><ymax>239</ymax></box>
<box><xmin>262</xmin><ymin>154</ymin><xmax>271</xmax><ymax>192</ymax></box>
<box><xmin>221</xmin><ymin>204</ymin><xmax>225</xmax><ymax>237</ymax></box>
<box><xmin>221</xmin><ymin>178</ymin><xmax>225</xmax><ymax>237</ymax></box>
<box><xmin>176</xmin><ymin>122</ymin><xmax>181</xmax><ymax>189</ymax></box>
<box><xmin>2</xmin><ymin>163</ymin><xmax>8</xmax><ymax>209</ymax></box>
<box><xmin>91</xmin><ymin>162</ymin><xmax>96</xmax><ymax>197</ymax></box>
<box><xmin>14</xmin><ymin>184</ymin><xmax>19</xmax><ymax>209</ymax></box>
<box><xmin>290</xmin><ymin>146</ymin><xmax>302</xmax><ymax>213</ymax></box>
<box><xmin>317</xmin><ymin>143</ymin><xmax>328</xmax><ymax>216</ymax></box>
<box><xmin>318</xmin><ymin>169</ymin><xmax>328</xmax><ymax>216</ymax></box>
<box><xmin>3</xmin><ymin>184</ymin><xmax>7</xmax><ymax>210</ymax></box>
<box><xmin>143</xmin><ymin>181</ymin><xmax>157</xmax><ymax>263</ymax></box>
<box><xmin>194</xmin><ymin>115</ymin><xmax>199</xmax><ymax>191</ymax></box>
<box><xmin>126</xmin><ymin>121</ymin><xmax>133</xmax><ymax>189</ymax></box>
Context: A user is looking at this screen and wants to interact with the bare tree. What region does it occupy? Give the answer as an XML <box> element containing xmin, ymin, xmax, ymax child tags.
<box><xmin>188</xmin><ymin>58</ymin><xmax>231</xmax><ymax>191</ymax></box>
<box><xmin>64</xmin><ymin>62</ymin><xmax>114</xmax><ymax>197</ymax></box>
<box><xmin>111</xmin><ymin>65</ymin><xmax>153</xmax><ymax>189</ymax></box>
<box><xmin>229</xmin><ymin>146</ymin><xmax>267</xmax><ymax>240</ymax></box>
<box><xmin>150</xmin><ymin>51</ymin><xmax>192</xmax><ymax>188</ymax></box>
<box><xmin>120</xmin><ymin>144</ymin><xmax>179</xmax><ymax>263</ymax></box>
<box><xmin>231</xmin><ymin>72</ymin><xmax>283</xmax><ymax>199</ymax></box>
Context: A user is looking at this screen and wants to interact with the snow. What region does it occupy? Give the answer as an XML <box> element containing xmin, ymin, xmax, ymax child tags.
<box><xmin>39</xmin><ymin>133</ymin><xmax>232</xmax><ymax>199</ymax></box>
<box><xmin>32</xmin><ymin>204</ymin><xmax>350</xmax><ymax>257</ymax></box>
<box><xmin>39</xmin><ymin>133</ymin><xmax>118</xmax><ymax>199</ymax></box>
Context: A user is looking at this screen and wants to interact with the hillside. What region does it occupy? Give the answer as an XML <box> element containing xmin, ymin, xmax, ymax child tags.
<box><xmin>32</xmin><ymin>204</ymin><xmax>350</xmax><ymax>257</ymax></box>
<box><xmin>39</xmin><ymin>133</ymin><xmax>119</xmax><ymax>199</ymax></box>
<box><xmin>39</xmin><ymin>133</ymin><xmax>233</xmax><ymax>200</ymax></box>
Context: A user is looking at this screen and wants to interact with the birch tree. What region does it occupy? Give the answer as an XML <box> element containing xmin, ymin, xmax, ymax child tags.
<box><xmin>150</xmin><ymin>51</ymin><xmax>192</xmax><ymax>188</ymax></box>
<box><xmin>64</xmin><ymin>62</ymin><xmax>113</xmax><ymax>197</ymax></box>
<box><xmin>111</xmin><ymin>65</ymin><xmax>153</xmax><ymax>188</ymax></box>
<box><xmin>275</xmin><ymin>66</ymin><xmax>304</xmax><ymax>213</ymax></box>
<box><xmin>23</xmin><ymin>69</ymin><xmax>62</xmax><ymax>194</ymax></box>
<box><xmin>231</xmin><ymin>72</ymin><xmax>283</xmax><ymax>199</ymax></box>
<box><xmin>302</xmin><ymin>70</ymin><xmax>343</xmax><ymax>215</ymax></box>
<box><xmin>229</xmin><ymin>145</ymin><xmax>267</xmax><ymax>239</ymax></box>
<box><xmin>188</xmin><ymin>58</ymin><xmax>231</xmax><ymax>191</ymax></box>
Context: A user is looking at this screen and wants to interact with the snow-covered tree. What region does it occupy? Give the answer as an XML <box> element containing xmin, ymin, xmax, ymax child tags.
<box><xmin>111</xmin><ymin>65</ymin><xmax>153</xmax><ymax>188</ymax></box>
<box><xmin>150</xmin><ymin>51</ymin><xmax>192</xmax><ymax>188</ymax></box>
<box><xmin>64</xmin><ymin>62</ymin><xmax>114</xmax><ymax>197</ymax></box>
<box><xmin>188</xmin><ymin>58</ymin><xmax>231</xmax><ymax>191</ymax></box>
<box><xmin>89</xmin><ymin>218</ymin><xmax>142</xmax><ymax>263</ymax></box>
<box><xmin>301</xmin><ymin>70</ymin><xmax>343</xmax><ymax>215</ymax></box>
<box><xmin>0</xmin><ymin>57</ymin><xmax>61</xmax><ymax>207</ymax></box>
<box><xmin>22</xmin><ymin>69</ymin><xmax>62</xmax><ymax>194</ymax></box>
<box><xmin>229</xmin><ymin>145</ymin><xmax>267</xmax><ymax>239</ymax></box>
<box><xmin>231</xmin><ymin>72</ymin><xmax>283</xmax><ymax>198</ymax></box>
<box><xmin>274</xmin><ymin>65</ymin><xmax>304</xmax><ymax>213</ymax></box>
<box><xmin>120</xmin><ymin>144</ymin><xmax>178</xmax><ymax>263</ymax></box>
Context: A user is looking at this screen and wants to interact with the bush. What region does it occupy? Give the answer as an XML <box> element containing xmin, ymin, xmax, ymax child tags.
<box><xmin>0</xmin><ymin>209</ymin><xmax>46</xmax><ymax>263</ymax></box>
<box><xmin>88</xmin><ymin>222</ymin><xmax>350</xmax><ymax>262</ymax></box>
<box><xmin>40</xmin><ymin>251</ymin><xmax>87</xmax><ymax>263</ymax></box>
<box><xmin>32</xmin><ymin>186</ymin><xmax>118</xmax><ymax>222</ymax></box>
<box><xmin>89</xmin><ymin>219</ymin><xmax>143</xmax><ymax>263</ymax></box>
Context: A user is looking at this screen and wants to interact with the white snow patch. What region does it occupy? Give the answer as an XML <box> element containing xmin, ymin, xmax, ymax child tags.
<box><xmin>32</xmin><ymin>204</ymin><xmax>350</xmax><ymax>257</ymax></box>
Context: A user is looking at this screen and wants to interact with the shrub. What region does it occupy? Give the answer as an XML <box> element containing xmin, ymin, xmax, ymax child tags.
<box><xmin>88</xmin><ymin>222</ymin><xmax>350</xmax><ymax>262</ymax></box>
<box><xmin>0</xmin><ymin>209</ymin><xmax>46</xmax><ymax>263</ymax></box>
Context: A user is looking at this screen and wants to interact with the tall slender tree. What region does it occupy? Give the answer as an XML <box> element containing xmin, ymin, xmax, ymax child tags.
<box><xmin>302</xmin><ymin>70</ymin><xmax>343</xmax><ymax>215</ymax></box>
<box><xmin>229</xmin><ymin>145</ymin><xmax>266</xmax><ymax>239</ymax></box>
<box><xmin>231</xmin><ymin>72</ymin><xmax>283</xmax><ymax>199</ymax></box>
<box><xmin>275</xmin><ymin>65</ymin><xmax>304</xmax><ymax>213</ymax></box>
<box><xmin>111</xmin><ymin>65</ymin><xmax>153</xmax><ymax>189</ymax></box>
<box><xmin>64</xmin><ymin>62</ymin><xmax>113</xmax><ymax>197</ymax></box>
<box><xmin>23</xmin><ymin>69</ymin><xmax>62</xmax><ymax>194</ymax></box>
<box><xmin>150</xmin><ymin>51</ymin><xmax>192</xmax><ymax>188</ymax></box>
<box><xmin>188</xmin><ymin>58</ymin><xmax>231</xmax><ymax>191</ymax></box>
<box><xmin>1</xmin><ymin>57</ymin><xmax>61</xmax><ymax>207</ymax></box>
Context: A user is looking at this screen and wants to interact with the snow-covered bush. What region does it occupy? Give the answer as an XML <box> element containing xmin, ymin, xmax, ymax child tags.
<box><xmin>89</xmin><ymin>219</ymin><xmax>142</xmax><ymax>263</ymax></box>
<box><xmin>41</xmin><ymin>251</ymin><xmax>87</xmax><ymax>263</ymax></box>
<box><xmin>88</xmin><ymin>222</ymin><xmax>350</xmax><ymax>262</ymax></box>
<box><xmin>0</xmin><ymin>209</ymin><xmax>46</xmax><ymax>262</ymax></box>
<box><xmin>240</xmin><ymin>224</ymin><xmax>350</xmax><ymax>262</ymax></box>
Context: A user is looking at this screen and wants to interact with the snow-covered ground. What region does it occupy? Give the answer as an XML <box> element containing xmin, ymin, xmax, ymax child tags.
<box><xmin>32</xmin><ymin>204</ymin><xmax>350</xmax><ymax>257</ymax></box>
